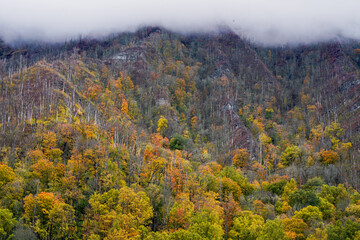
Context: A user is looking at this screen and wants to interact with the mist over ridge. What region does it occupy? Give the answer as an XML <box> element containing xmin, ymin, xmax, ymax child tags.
<box><xmin>0</xmin><ymin>0</ymin><xmax>359</xmax><ymax>46</ymax></box>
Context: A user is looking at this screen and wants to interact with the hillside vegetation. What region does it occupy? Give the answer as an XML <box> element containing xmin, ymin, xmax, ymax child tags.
<box><xmin>0</xmin><ymin>27</ymin><xmax>359</xmax><ymax>239</ymax></box>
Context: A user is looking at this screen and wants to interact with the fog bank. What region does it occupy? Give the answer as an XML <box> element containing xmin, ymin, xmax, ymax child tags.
<box><xmin>1</xmin><ymin>0</ymin><xmax>359</xmax><ymax>45</ymax></box>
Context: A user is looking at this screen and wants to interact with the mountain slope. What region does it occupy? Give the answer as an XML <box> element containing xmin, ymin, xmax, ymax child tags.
<box><xmin>0</xmin><ymin>27</ymin><xmax>359</xmax><ymax>239</ymax></box>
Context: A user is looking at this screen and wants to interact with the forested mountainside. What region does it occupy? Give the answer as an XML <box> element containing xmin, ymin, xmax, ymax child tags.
<box><xmin>0</xmin><ymin>27</ymin><xmax>360</xmax><ymax>239</ymax></box>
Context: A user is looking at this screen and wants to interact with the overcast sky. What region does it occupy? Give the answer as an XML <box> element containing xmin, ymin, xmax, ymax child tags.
<box><xmin>0</xmin><ymin>0</ymin><xmax>359</xmax><ymax>45</ymax></box>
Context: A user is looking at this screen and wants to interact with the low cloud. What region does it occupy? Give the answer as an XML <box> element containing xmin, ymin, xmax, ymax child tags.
<box><xmin>1</xmin><ymin>0</ymin><xmax>359</xmax><ymax>45</ymax></box>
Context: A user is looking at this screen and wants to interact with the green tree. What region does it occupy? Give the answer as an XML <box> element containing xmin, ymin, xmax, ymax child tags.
<box><xmin>265</xmin><ymin>180</ymin><xmax>287</xmax><ymax>195</ymax></box>
<box><xmin>318</xmin><ymin>197</ymin><xmax>335</xmax><ymax>220</ymax></box>
<box><xmin>265</xmin><ymin>108</ymin><xmax>274</xmax><ymax>120</ymax></box>
<box><xmin>288</xmin><ymin>189</ymin><xmax>320</xmax><ymax>208</ymax></box>
<box><xmin>259</xmin><ymin>219</ymin><xmax>286</xmax><ymax>240</ymax></box>
<box><xmin>48</xmin><ymin>202</ymin><xmax>76</xmax><ymax>239</ymax></box>
<box><xmin>0</xmin><ymin>208</ymin><xmax>16</xmax><ymax>239</ymax></box>
<box><xmin>169</xmin><ymin>229</ymin><xmax>202</xmax><ymax>240</ymax></box>
<box><xmin>188</xmin><ymin>210</ymin><xmax>224</xmax><ymax>240</ymax></box>
<box><xmin>280</xmin><ymin>145</ymin><xmax>301</xmax><ymax>166</ymax></box>
<box><xmin>170</xmin><ymin>134</ymin><xmax>187</xmax><ymax>150</ymax></box>
<box><xmin>220</xmin><ymin>166</ymin><xmax>254</xmax><ymax>196</ymax></box>
<box><xmin>229</xmin><ymin>211</ymin><xmax>265</xmax><ymax>240</ymax></box>
<box><xmin>319</xmin><ymin>184</ymin><xmax>350</xmax><ymax>210</ymax></box>
<box><xmin>293</xmin><ymin>206</ymin><xmax>322</xmax><ymax>228</ymax></box>
<box><xmin>327</xmin><ymin>220</ymin><xmax>360</xmax><ymax>240</ymax></box>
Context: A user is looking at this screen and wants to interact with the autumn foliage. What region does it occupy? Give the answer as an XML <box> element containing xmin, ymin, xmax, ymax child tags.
<box><xmin>0</xmin><ymin>28</ymin><xmax>359</xmax><ymax>239</ymax></box>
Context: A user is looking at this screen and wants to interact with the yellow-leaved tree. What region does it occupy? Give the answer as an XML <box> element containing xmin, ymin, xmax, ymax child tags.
<box><xmin>84</xmin><ymin>187</ymin><xmax>153</xmax><ymax>239</ymax></box>
<box><xmin>157</xmin><ymin>116</ymin><xmax>168</xmax><ymax>135</ymax></box>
